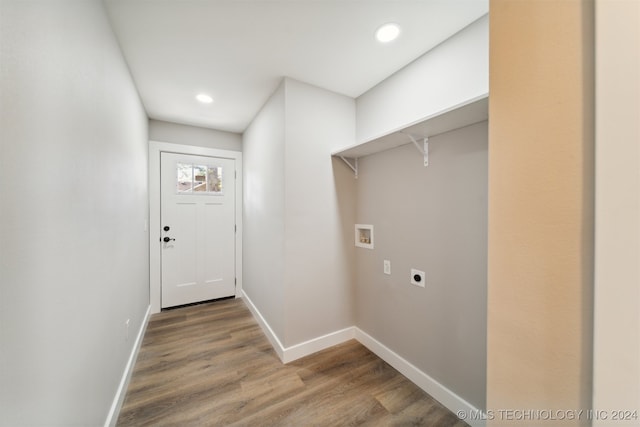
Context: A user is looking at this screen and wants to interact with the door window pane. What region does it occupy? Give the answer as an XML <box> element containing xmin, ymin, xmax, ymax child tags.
<box><xmin>193</xmin><ymin>165</ymin><xmax>207</xmax><ymax>192</ymax></box>
<box><xmin>176</xmin><ymin>162</ymin><xmax>223</xmax><ymax>194</ymax></box>
<box><xmin>177</xmin><ymin>163</ymin><xmax>193</xmax><ymax>193</ymax></box>
<box><xmin>207</xmin><ymin>166</ymin><xmax>223</xmax><ymax>193</ymax></box>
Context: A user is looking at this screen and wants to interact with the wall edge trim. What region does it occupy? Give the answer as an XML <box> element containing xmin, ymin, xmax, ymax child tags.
<box><xmin>104</xmin><ymin>304</ymin><xmax>152</xmax><ymax>427</ymax></box>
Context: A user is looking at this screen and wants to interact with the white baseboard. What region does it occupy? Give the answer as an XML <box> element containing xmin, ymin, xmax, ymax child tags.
<box><xmin>354</xmin><ymin>327</ymin><xmax>485</xmax><ymax>427</ymax></box>
<box><xmin>281</xmin><ymin>326</ymin><xmax>355</xmax><ymax>364</ymax></box>
<box><xmin>104</xmin><ymin>305</ymin><xmax>151</xmax><ymax>427</ymax></box>
<box><xmin>240</xmin><ymin>291</ymin><xmax>354</xmax><ymax>363</ymax></box>
<box><xmin>241</xmin><ymin>291</ymin><xmax>286</xmax><ymax>361</ymax></box>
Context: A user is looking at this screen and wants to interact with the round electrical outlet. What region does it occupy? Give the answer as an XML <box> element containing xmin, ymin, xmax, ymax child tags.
<box><xmin>410</xmin><ymin>269</ymin><xmax>426</xmax><ymax>287</ymax></box>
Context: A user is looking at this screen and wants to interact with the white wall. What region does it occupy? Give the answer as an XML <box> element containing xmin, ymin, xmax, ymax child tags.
<box><xmin>283</xmin><ymin>78</ymin><xmax>356</xmax><ymax>345</ymax></box>
<box><xmin>0</xmin><ymin>1</ymin><xmax>149</xmax><ymax>425</ymax></box>
<box><xmin>149</xmin><ymin>119</ymin><xmax>242</xmax><ymax>151</ymax></box>
<box><xmin>356</xmin><ymin>14</ymin><xmax>488</xmax><ymax>144</ymax></box>
<box><xmin>242</xmin><ymin>83</ymin><xmax>287</xmax><ymax>341</ymax></box>
<box><xmin>593</xmin><ymin>0</ymin><xmax>640</xmax><ymax>421</ymax></box>
<box><xmin>354</xmin><ymin>122</ymin><xmax>488</xmax><ymax>410</ymax></box>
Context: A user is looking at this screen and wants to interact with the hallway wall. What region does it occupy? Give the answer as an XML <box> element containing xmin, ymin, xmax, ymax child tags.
<box><xmin>243</xmin><ymin>82</ymin><xmax>287</xmax><ymax>342</ymax></box>
<box><xmin>283</xmin><ymin>78</ymin><xmax>356</xmax><ymax>345</ymax></box>
<box><xmin>0</xmin><ymin>1</ymin><xmax>149</xmax><ymax>425</ymax></box>
<box><xmin>149</xmin><ymin>119</ymin><xmax>242</xmax><ymax>151</ymax></box>
<box><xmin>243</xmin><ymin>78</ymin><xmax>356</xmax><ymax>350</ymax></box>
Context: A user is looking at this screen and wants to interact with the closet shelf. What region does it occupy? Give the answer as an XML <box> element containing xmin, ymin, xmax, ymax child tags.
<box><xmin>332</xmin><ymin>95</ymin><xmax>488</xmax><ymax>173</ymax></box>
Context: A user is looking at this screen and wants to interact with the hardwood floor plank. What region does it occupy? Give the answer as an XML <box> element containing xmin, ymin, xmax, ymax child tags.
<box><xmin>117</xmin><ymin>298</ymin><xmax>470</xmax><ymax>427</ymax></box>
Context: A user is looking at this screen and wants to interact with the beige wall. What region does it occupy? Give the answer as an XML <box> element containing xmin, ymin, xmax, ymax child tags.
<box><xmin>354</xmin><ymin>121</ymin><xmax>488</xmax><ymax>410</ymax></box>
<box><xmin>487</xmin><ymin>0</ymin><xmax>594</xmax><ymax>424</ymax></box>
<box><xmin>593</xmin><ymin>0</ymin><xmax>640</xmax><ymax>421</ymax></box>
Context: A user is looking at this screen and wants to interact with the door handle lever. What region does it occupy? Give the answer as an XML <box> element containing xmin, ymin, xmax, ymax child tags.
<box><xmin>163</xmin><ymin>237</ymin><xmax>176</xmax><ymax>243</ymax></box>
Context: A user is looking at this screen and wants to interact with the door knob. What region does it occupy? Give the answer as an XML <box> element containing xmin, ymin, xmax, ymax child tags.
<box><xmin>163</xmin><ymin>236</ymin><xmax>175</xmax><ymax>243</ymax></box>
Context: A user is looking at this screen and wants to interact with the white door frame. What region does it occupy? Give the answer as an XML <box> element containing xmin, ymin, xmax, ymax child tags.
<box><xmin>149</xmin><ymin>141</ymin><xmax>243</xmax><ymax>314</ymax></box>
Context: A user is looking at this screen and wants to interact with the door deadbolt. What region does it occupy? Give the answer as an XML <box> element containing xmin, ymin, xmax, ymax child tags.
<box><xmin>163</xmin><ymin>226</ymin><xmax>170</xmax><ymax>232</ymax></box>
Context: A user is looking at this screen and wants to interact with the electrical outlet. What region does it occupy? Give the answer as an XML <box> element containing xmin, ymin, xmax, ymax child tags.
<box><xmin>383</xmin><ymin>260</ymin><xmax>391</xmax><ymax>275</ymax></box>
<box><xmin>410</xmin><ymin>269</ymin><xmax>425</xmax><ymax>287</ymax></box>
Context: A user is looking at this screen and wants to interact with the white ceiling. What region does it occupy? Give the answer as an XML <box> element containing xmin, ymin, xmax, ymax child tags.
<box><xmin>105</xmin><ymin>0</ymin><xmax>488</xmax><ymax>134</ymax></box>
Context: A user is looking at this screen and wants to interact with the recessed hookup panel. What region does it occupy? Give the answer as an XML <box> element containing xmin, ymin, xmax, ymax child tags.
<box><xmin>355</xmin><ymin>224</ymin><xmax>374</xmax><ymax>249</ymax></box>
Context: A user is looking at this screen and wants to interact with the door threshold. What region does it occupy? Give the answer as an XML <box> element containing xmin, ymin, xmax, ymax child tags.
<box><xmin>161</xmin><ymin>295</ymin><xmax>236</xmax><ymax>311</ymax></box>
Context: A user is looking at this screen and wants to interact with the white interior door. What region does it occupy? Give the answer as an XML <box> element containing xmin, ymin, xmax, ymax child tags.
<box><xmin>160</xmin><ymin>152</ymin><xmax>236</xmax><ymax>308</ymax></box>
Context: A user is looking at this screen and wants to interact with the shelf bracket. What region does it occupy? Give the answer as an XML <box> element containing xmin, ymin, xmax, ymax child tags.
<box><xmin>406</xmin><ymin>134</ymin><xmax>429</xmax><ymax>167</ymax></box>
<box><xmin>339</xmin><ymin>156</ymin><xmax>358</xmax><ymax>178</ymax></box>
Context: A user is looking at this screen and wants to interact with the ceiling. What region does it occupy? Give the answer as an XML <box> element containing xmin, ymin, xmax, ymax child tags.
<box><xmin>104</xmin><ymin>0</ymin><xmax>488</xmax><ymax>134</ymax></box>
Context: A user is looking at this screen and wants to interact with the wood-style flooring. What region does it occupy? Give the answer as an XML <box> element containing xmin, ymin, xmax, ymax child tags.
<box><xmin>117</xmin><ymin>298</ymin><xmax>469</xmax><ymax>426</ymax></box>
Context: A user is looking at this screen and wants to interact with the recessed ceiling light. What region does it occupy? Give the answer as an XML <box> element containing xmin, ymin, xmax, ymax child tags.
<box><xmin>196</xmin><ymin>93</ymin><xmax>213</xmax><ymax>104</ymax></box>
<box><xmin>375</xmin><ymin>23</ymin><xmax>401</xmax><ymax>43</ymax></box>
